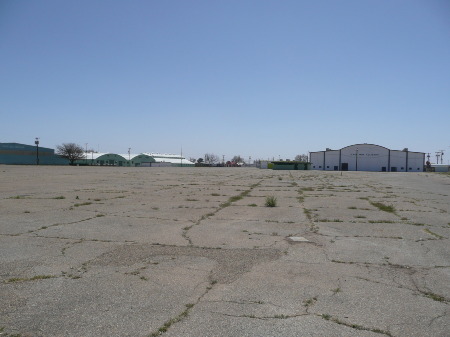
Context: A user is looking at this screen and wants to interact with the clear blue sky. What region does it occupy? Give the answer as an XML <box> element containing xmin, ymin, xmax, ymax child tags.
<box><xmin>1</xmin><ymin>0</ymin><xmax>449</xmax><ymax>162</ymax></box>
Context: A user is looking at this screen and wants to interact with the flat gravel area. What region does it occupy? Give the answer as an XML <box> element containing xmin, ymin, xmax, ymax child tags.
<box><xmin>0</xmin><ymin>166</ymin><xmax>449</xmax><ymax>337</ymax></box>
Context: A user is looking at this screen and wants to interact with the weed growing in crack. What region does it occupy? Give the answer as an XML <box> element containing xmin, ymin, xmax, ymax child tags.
<box><xmin>423</xmin><ymin>229</ymin><xmax>444</xmax><ymax>239</ymax></box>
<box><xmin>303</xmin><ymin>297</ymin><xmax>317</xmax><ymax>307</ymax></box>
<box><xmin>318</xmin><ymin>219</ymin><xmax>343</xmax><ymax>222</ymax></box>
<box><xmin>274</xmin><ymin>314</ymin><xmax>289</xmax><ymax>319</ymax></box>
<box><xmin>74</xmin><ymin>202</ymin><xmax>92</xmax><ymax>207</ymax></box>
<box><xmin>6</xmin><ymin>275</ymin><xmax>55</xmax><ymax>283</ymax></box>
<box><xmin>369</xmin><ymin>201</ymin><xmax>396</xmax><ymax>214</ymax></box>
<box><xmin>229</xmin><ymin>195</ymin><xmax>243</xmax><ymax>202</ymax></box>
<box><xmin>322</xmin><ymin>315</ymin><xmax>393</xmax><ymax>336</ymax></box>
<box><xmin>423</xmin><ymin>291</ymin><xmax>446</xmax><ymax>302</ymax></box>
<box><xmin>300</xmin><ymin>187</ymin><xmax>315</xmax><ymax>191</ymax></box>
<box><xmin>368</xmin><ymin>220</ymin><xmax>396</xmax><ymax>224</ymax></box>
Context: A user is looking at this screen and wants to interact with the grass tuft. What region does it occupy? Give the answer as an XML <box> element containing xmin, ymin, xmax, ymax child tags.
<box><xmin>265</xmin><ymin>196</ymin><xmax>277</xmax><ymax>207</ymax></box>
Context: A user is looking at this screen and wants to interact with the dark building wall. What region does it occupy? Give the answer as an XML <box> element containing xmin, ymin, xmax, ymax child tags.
<box><xmin>0</xmin><ymin>143</ymin><xmax>69</xmax><ymax>165</ymax></box>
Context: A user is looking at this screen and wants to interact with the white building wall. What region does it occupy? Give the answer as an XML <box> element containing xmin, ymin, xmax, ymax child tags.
<box><xmin>340</xmin><ymin>144</ymin><xmax>389</xmax><ymax>171</ymax></box>
<box><xmin>310</xmin><ymin>144</ymin><xmax>424</xmax><ymax>172</ymax></box>
<box><xmin>389</xmin><ymin>151</ymin><xmax>407</xmax><ymax>172</ymax></box>
<box><xmin>310</xmin><ymin>152</ymin><xmax>324</xmax><ymax>170</ymax></box>
<box><xmin>324</xmin><ymin>151</ymin><xmax>340</xmax><ymax>170</ymax></box>
<box><xmin>406</xmin><ymin>153</ymin><xmax>425</xmax><ymax>172</ymax></box>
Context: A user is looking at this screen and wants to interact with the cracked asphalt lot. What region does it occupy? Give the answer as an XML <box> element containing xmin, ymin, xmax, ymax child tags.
<box><xmin>0</xmin><ymin>166</ymin><xmax>449</xmax><ymax>336</ymax></box>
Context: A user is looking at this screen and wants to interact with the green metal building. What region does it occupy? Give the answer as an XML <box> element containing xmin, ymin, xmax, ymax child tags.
<box><xmin>256</xmin><ymin>160</ymin><xmax>310</xmax><ymax>170</ymax></box>
<box><xmin>270</xmin><ymin>161</ymin><xmax>311</xmax><ymax>170</ymax></box>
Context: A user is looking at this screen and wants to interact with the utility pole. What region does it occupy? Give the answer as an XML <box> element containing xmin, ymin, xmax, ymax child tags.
<box><xmin>435</xmin><ymin>152</ymin><xmax>440</xmax><ymax>164</ymax></box>
<box><xmin>35</xmin><ymin>138</ymin><xmax>39</xmax><ymax>165</ymax></box>
<box><xmin>439</xmin><ymin>150</ymin><xmax>444</xmax><ymax>164</ymax></box>
<box><xmin>356</xmin><ymin>148</ymin><xmax>358</xmax><ymax>171</ymax></box>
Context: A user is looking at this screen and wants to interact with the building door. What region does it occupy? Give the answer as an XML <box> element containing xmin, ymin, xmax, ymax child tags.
<box><xmin>382</xmin><ymin>167</ymin><xmax>386</xmax><ymax>172</ymax></box>
<box><xmin>341</xmin><ymin>163</ymin><xmax>348</xmax><ymax>171</ymax></box>
<box><xmin>391</xmin><ymin>167</ymin><xmax>397</xmax><ymax>172</ymax></box>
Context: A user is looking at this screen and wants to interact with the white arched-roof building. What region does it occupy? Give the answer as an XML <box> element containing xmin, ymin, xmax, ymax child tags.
<box><xmin>310</xmin><ymin>144</ymin><xmax>425</xmax><ymax>172</ymax></box>
<box><xmin>78</xmin><ymin>152</ymin><xmax>194</xmax><ymax>167</ymax></box>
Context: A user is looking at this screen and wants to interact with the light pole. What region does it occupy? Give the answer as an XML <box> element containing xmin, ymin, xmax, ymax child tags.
<box><xmin>35</xmin><ymin>138</ymin><xmax>39</xmax><ymax>165</ymax></box>
<box><xmin>355</xmin><ymin>148</ymin><xmax>358</xmax><ymax>171</ymax></box>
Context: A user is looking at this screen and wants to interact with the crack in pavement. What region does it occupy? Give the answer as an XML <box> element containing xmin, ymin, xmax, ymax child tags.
<box><xmin>181</xmin><ymin>181</ymin><xmax>262</xmax><ymax>246</ymax></box>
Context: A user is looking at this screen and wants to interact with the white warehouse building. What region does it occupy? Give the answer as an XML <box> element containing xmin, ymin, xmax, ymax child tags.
<box><xmin>310</xmin><ymin>144</ymin><xmax>425</xmax><ymax>172</ymax></box>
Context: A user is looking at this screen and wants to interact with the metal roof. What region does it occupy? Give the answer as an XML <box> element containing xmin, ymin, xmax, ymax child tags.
<box><xmin>83</xmin><ymin>152</ymin><xmax>194</xmax><ymax>164</ymax></box>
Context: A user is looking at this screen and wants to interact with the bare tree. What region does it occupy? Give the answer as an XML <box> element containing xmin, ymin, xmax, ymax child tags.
<box><xmin>56</xmin><ymin>143</ymin><xmax>85</xmax><ymax>165</ymax></box>
<box><xmin>231</xmin><ymin>155</ymin><xmax>243</xmax><ymax>163</ymax></box>
<box><xmin>294</xmin><ymin>154</ymin><xmax>309</xmax><ymax>162</ymax></box>
<box><xmin>204</xmin><ymin>153</ymin><xmax>219</xmax><ymax>164</ymax></box>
